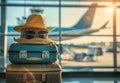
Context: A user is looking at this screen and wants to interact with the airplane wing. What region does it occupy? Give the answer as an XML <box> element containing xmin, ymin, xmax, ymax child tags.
<box><xmin>83</xmin><ymin>21</ymin><xmax>109</xmax><ymax>35</ymax></box>
<box><xmin>99</xmin><ymin>21</ymin><xmax>109</xmax><ymax>30</ymax></box>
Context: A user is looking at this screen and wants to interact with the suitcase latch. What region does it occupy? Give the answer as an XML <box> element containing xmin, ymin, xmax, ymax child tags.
<box><xmin>42</xmin><ymin>51</ymin><xmax>49</xmax><ymax>59</ymax></box>
<box><xmin>19</xmin><ymin>50</ymin><xmax>27</xmax><ymax>59</ymax></box>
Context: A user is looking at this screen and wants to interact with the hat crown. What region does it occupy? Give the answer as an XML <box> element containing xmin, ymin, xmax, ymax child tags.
<box><xmin>25</xmin><ymin>14</ymin><xmax>46</xmax><ymax>28</ymax></box>
<box><xmin>14</xmin><ymin>14</ymin><xmax>54</xmax><ymax>32</ymax></box>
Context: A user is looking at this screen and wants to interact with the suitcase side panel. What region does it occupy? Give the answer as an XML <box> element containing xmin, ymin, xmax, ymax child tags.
<box><xmin>6</xmin><ymin>71</ymin><xmax>62</xmax><ymax>83</ymax></box>
<box><xmin>9</xmin><ymin>43</ymin><xmax>58</xmax><ymax>63</ymax></box>
<box><xmin>6</xmin><ymin>63</ymin><xmax>62</xmax><ymax>72</ymax></box>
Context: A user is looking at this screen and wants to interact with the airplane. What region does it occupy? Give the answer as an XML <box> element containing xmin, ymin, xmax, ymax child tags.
<box><xmin>6</xmin><ymin>3</ymin><xmax>109</xmax><ymax>42</ymax></box>
<box><xmin>47</xmin><ymin>3</ymin><xmax>109</xmax><ymax>41</ymax></box>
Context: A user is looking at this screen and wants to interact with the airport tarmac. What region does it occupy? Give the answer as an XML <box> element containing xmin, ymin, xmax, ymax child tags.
<box><xmin>61</xmin><ymin>52</ymin><xmax>120</xmax><ymax>68</ymax></box>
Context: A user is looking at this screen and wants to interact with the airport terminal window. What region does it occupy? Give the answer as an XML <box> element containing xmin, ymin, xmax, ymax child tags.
<box><xmin>0</xmin><ymin>0</ymin><xmax>120</xmax><ymax>72</ymax></box>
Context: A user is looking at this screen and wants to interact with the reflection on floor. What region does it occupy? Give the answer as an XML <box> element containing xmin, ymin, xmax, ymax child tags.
<box><xmin>0</xmin><ymin>77</ymin><xmax>120</xmax><ymax>83</ymax></box>
<box><xmin>62</xmin><ymin>77</ymin><xmax>120</xmax><ymax>83</ymax></box>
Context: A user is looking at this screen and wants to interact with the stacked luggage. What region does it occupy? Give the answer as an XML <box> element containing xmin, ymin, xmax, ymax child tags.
<box><xmin>6</xmin><ymin>14</ymin><xmax>62</xmax><ymax>83</ymax></box>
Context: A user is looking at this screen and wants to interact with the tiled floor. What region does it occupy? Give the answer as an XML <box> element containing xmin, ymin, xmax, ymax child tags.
<box><xmin>0</xmin><ymin>77</ymin><xmax>120</xmax><ymax>83</ymax></box>
<box><xmin>62</xmin><ymin>77</ymin><xmax>120</xmax><ymax>83</ymax></box>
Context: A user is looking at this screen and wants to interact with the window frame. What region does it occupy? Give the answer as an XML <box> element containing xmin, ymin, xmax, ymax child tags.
<box><xmin>0</xmin><ymin>0</ymin><xmax>120</xmax><ymax>72</ymax></box>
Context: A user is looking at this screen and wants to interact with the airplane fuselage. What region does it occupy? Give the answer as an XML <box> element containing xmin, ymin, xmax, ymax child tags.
<box><xmin>7</xmin><ymin>26</ymin><xmax>102</xmax><ymax>41</ymax></box>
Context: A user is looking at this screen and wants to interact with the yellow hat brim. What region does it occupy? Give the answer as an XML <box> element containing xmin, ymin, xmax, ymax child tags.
<box><xmin>14</xmin><ymin>25</ymin><xmax>54</xmax><ymax>32</ymax></box>
<box><xmin>14</xmin><ymin>38</ymin><xmax>55</xmax><ymax>44</ymax></box>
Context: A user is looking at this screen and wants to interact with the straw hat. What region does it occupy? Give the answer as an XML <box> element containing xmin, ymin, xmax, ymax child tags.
<box><xmin>14</xmin><ymin>14</ymin><xmax>54</xmax><ymax>32</ymax></box>
<box><xmin>13</xmin><ymin>14</ymin><xmax>55</xmax><ymax>44</ymax></box>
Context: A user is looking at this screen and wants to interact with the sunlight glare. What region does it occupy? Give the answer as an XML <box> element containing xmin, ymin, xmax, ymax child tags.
<box><xmin>107</xmin><ymin>7</ymin><xmax>114</xmax><ymax>13</ymax></box>
<box><xmin>107</xmin><ymin>4</ymin><xmax>116</xmax><ymax>13</ymax></box>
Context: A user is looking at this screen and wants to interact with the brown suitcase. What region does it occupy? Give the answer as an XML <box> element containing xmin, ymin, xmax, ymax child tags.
<box><xmin>6</xmin><ymin>63</ymin><xmax>62</xmax><ymax>83</ymax></box>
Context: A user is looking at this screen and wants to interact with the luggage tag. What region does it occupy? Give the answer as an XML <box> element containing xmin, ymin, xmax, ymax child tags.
<box><xmin>42</xmin><ymin>51</ymin><xmax>49</xmax><ymax>59</ymax></box>
<box><xmin>19</xmin><ymin>50</ymin><xmax>27</xmax><ymax>59</ymax></box>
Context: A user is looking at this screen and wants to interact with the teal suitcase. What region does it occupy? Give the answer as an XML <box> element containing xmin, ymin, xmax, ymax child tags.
<box><xmin>9</xmin><ymin>43</ymin><xmax>58</xmax><ymax>64</ymax></box>
<box><xmin>6</xmin><ymin>63</ymin><xmax>62</xmax><ymax>83</ymax></box>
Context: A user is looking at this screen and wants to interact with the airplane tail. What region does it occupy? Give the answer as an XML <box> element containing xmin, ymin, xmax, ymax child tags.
<box><xmin>72</xmin><ymin>3</ymin><xmax>97</xmax><ymax>29</ymax></box>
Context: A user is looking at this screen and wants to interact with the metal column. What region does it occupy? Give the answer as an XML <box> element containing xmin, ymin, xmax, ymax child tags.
<box><xmin>58</xmin><ymin>0</ymin><xmax>62</xmax><ymax>65</ymax></box>
<box><xmin>112</xmin><ymin>0</ymin><xmax>117</xmax><ymax>72</ymax></box>
<box><xmin>0</xmin><ymin>0</ymin><xmax>6</xmax><ymax>72</ymax></box>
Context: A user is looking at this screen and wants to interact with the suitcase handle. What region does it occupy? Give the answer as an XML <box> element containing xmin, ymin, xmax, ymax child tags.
<box><xmin>25</xmin><ymin>57</ymin><xmax>42</xmax><ymax>61</ymax></box>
